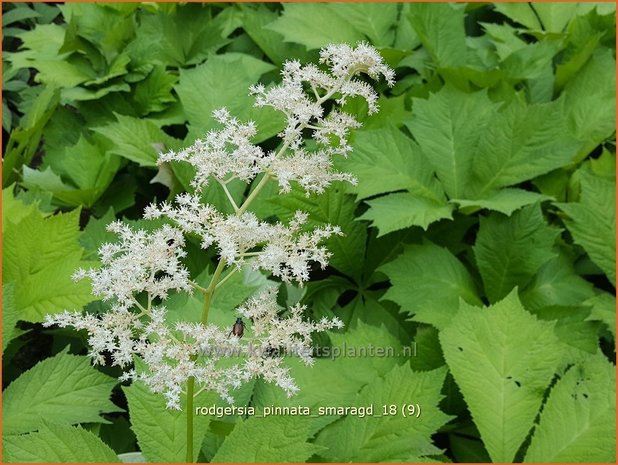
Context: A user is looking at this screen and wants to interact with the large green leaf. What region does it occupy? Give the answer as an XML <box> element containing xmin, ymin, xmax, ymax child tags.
<box><xmin>380</xmin><ymin>242</ymin><xmax>482</xmax><ymax>330</ymax></box>
<box><xmin>525</xmin><ymin>353</ymin><xmax>615</xmax><ymax>462</ymax></box>
<box><xmin>3</xmin><ymin>422</ymin><xmax>120</xmax><ymax>463</ymax></box>
<box><xmin>2</xmin><ymin>350</ymin><xmax>122</xmax><ymax>435</ymax></box>
<box><xmin>440</xmin><ymin>291</ymin><xmax>563</xmax><ymax>463</ymax></box>
<box><xmin>314</xmin><ymin>364</ymin><xmax>449</xmax><ymax>462</ymax></box>
<box><xmin>557</xmin><ymin>169</ymin><xmax>616</xmax><ymax>286</ymax></box>
<box><xmin>212</xmin><ymin>416</ymin><xmax>322</xmax><ymax>462</ymax></box>
<box><xmin>474</xmin><ymin>204</ymin><xmax>559</xmax><ymax>302</ymax></box>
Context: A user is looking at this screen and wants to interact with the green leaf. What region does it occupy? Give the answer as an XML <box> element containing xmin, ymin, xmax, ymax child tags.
<box><xmin>212</xmin><ymin>416</ymin><xmax>322</xmax><ymax>462</ymax></box>
<box><xmin>564</xmin><ymin>49</ymin><xmax>616</xmax><ymax>159</ymax></box>
<box><xmin>474</xmin><ymin>204</ymin><xmax>559</xmax><ymax>302</ymax></box>
<box><xmin>525</xmin><ymin>354</ymin><xmax>615</xmax><ymax>462</ymax></box>
<box><xmin>380</xmin><ymin>242</ymin><xmax>482</xmax><ymax>330</ymax></box>
<box><xmin>175</xmin><ymin>53</ymin><xmax>284</xmax><ymax>143</ymax></box>
<box><xmin>327</xmin><ymin>3</ymin><xmax>398</xmax><ymax>46</ymax></box>
<box><xmin>2</xmin><ymin>207</ymin><xmax>94</xmax><ymax>321</ymax></box>
<box><xmin>440</xmin><ymin>291</ymin><xmax>563</xmax><ymax>462</ymax></box>
<box><xmin>585</xmin><ymin>292</ymin><xmax>616</xmax><ymax>339</ymax></box>
<box><xmin>314</xmin><ymin>364</ymin><xmax>449</xmax><ymax>461</ymax></box>
<box><xmin>344</xmin><ymin>127</ymin><xmax>452</xmax><ymax>232</ymax></box>
<box><xmin>132</xmin><ymin>65</ymin><xmax>178</xmax><ymax>116</ymax></box>
<box><xmin>266</xmin><ymin>3</ymin><xmax>365</xmax><ymax>51</ymax></box>
<box><xmin>3</xmin><ymin>422</ymin><xmax>121</xmax><ymax>463</ymax></box>
<box><xmin>360</xmin><ymin>192</ymin><xmax>453</xmax><ymax>235</ymax></box>
<box><xmin>452</xmin><ymin>188</ymin><xmax>551</xmax><ymax>216</ymax></box>
<box><xmin>557</xmin><ymin>170</ymin><xmax>616</xmax><ymax>286</ymax></box>
<box><xmin>2</xmin><ymin>350</ymin><xmax>122</xmax><ymax>435</ymax></box>
<box><xmin>407</xmin><ymin>86</ymin><xmax>499</xmax><ymax>199</ymax></box>
<box><xmin>408</xmin><ymin>2</ymin><xmax>468</xmax><ymax>67</ymax></box>
<box><xmin>520</xmin><ymin>253</ymin><xmax>595</xmax><ymax>311</ymax></box>
<box><xmin>238</xmin><ymin>4</ymin><xmax>311</xmax><ymax>66</ymax></box>
<box><xmin>93</xmin><ymin>113</ymin><xmax>173</xmax><ymax>167</ymax></box>
<box><xmin>470</xmin><ymin>98</ymin><xmax>582</xmax><ymax>195</ymax></box>
<box><xmin>123</xmin><ymin>380</ymin><xmax>210</xmax><ymax>463</ymax></box>
<box><xmin>2</xmin><ymin>283</ymin><xmax>19</xmax><ymax>353</ymax></box>
<box><xmin>126</xmin><ymin>3</ymin><xmax>234</xmax><ymax>68</ymax></box>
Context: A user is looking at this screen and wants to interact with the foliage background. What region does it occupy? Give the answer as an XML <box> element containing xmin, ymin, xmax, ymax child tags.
<box><xmin>2</xmin><ymin>1</ymin><xmax>616</xmax><ymax>463</ymax></box>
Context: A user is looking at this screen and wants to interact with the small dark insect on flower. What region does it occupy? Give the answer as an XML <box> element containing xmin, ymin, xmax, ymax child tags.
<box><xmin>263</xmin><ymin>344</ymin><xmax>278</xmax><ymax>358</ymax></box>
<box><xmin>166</xmin><ymin>238</ymin><xmax>175</xmax><ymax>247</ymax></box>
<box><xmin>229</xmin><ymin>317</ymin><xmax>245</xmax><ymax>338</ymax></box>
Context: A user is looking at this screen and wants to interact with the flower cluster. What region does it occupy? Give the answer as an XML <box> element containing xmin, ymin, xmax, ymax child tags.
<box><xmin>45</xmin><ymin>289</ymin><xmax>342</xmax><ymax>410</ymax></box>
<box><xmin>43</xmin><ymin>42</ymin><xmax>393</xmax><ymax>410</ymax></box>
<box><xmin>74</xmin><ymin>221</ymin><xmax>191</xmax><ymax>309</ymax></box>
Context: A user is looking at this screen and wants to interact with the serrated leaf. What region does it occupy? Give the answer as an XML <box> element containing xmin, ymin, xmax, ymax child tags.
<box><xmin>407</xmin><ymin>86</ymin><xmax>499</xmax><ymax>199</ymax></box>
<box><xmin>266</xmin><ymin>3</ymin><xmax>365</xmax><ymax>51</ymax></box>
<box><xmin>2</xmin><ymin>350</ymin><xmax>122</xmax><ymax>435</ymax></box>
<box><xmin>564</xmin><ymin>49</ymin><xmax>616</xmax><ymax>157</ymax></box>
<box><xmin>452</xmin><ymin>188</ymin><xmax>552</xmax><ymax>215</ymax></box>
<box><xmin>408</xmin><ymin>2</ymin><xmax>468</xmax><ymax>67</ymax></box>
<box><xmin>360</xmin><ymin>192</ymin><xmax>453</xmax><ymax>235</ymax></box>
<box><xmin>470</xmin><ymin>98</ymin><xmax>582</xmax><ymax>195</ymax></box>
<box><xmin>328</xmin><ymin>3</ymin><xmax>398</xmax><ymax>46</ymax></box>
<box><xmin>2</xmin><ymin>284</ymin><xmax>19</xmax><ymax>353</ymax></box>
<box><xmin>175</xmin><ymin>53</ymin><xmax>284</xmax><ymax>143</ymax></box>
<box><xmin>521</xmin><ymin>253</ymin><xmax>595</xmax><ymax>311</ymax></box>
<box><xmin>212</xmin><ymin>416</ymin><xmax>322</xmax><ymax>462</ymax></box>
<box><xmin>132</xmin><ymin>65</ymin><xmax>178</xmax><ymax>115</ymax></box>
<box><xmin>3</xmin><ymin>422</ymin><xmax>120</xmax><ymax>463</ymax></box>
<box><xmin>123</xmin><ymin>380</ymin><xmax>209</xmax><ymax>463</ymax></box>
<box><xmin>525</xmin><ymin>354</ymin><xmax>615</xmax><ymax>462</ymax></box>
<box><xmin>93</xmin><ymin>114</ymin><xmax>172</xmax><ymax>167</ymax></box>
<box><xmin>557</xmin><ymin>170</ymin><xmax>616</xmax><ymax>285</ymax></box>
<box><xmin>584</xmin><ymin>292</ymin><xmax>616</xmax><ymax>339</ymax></box>
<box><xmin>314</xmin><ymin>364</ymin><xmax>449</xmax><ymax>461</ymax></box>
<box><xmin>380</xmin><ymin>242</ymin><xmax>482</xmax><ymax>330</ymax></box>
<box><xmin>3</xmin><ymin>207</ymin><xmax>94</xmax><ymax>321</ymax></box>
<box><xmin>440</xmin><ymin>291</ymin><xmax>563</xmax><ymax>462</ymax></box>
<box><xmin>474</xmin><ymin>204</ymin><xmax>559</xmax><ymax>302</ymax></box>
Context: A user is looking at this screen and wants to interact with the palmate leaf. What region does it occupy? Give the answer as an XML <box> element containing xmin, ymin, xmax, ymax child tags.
<box><xmin>1</xmin><ymin>284</ymin><xmax>19</xmax><ymax>353</ymax></box>
<box><xmin>3</xmin><ymin>422</ymin><xmax>120</xmax><ymax>463</ymax></box>
<box><xmin>557</xmin><ymin>169</ymin><xmax>616</xmax><ymax>286</ymax></box>
<box><xmin>2</xmin><ymin>350</ymin><xmax>122</xmax><ymax>435</ymax></box>
<box><xmin>474</xmin><ymin>204</ymin><xmax>559</xmax><ymax>302</ymax></box>
<box><xmin>525</xmin><ymin>353</ymin><xmax>616</xmax><ymax>462</ymax></box>
<box><xmin>585</xmin><ymin>292</ymin><xmax>616</xmax><ymax>339</ymax></box>
<box><xmin>440</xmin><ymin>291</ymin><xmax>563</xmax><ymax>463</ymax></box>
<box><xmin>212</xmin><ymin>416</ymin><xmax>322</xmax><ymax>463</ymax></box>
<box><xmin>314</xmin><ymin>365</ymin><xmax>449</xmax><ymax>462</ymax></box>
<box><xmin>380</xmin><ymin>242</ymin><xmax>482</xmax><ymax>330</ymax></box>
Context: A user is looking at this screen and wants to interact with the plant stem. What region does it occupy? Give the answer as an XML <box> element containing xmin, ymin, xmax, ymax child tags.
<box><xmin>185</xmin><ymin>377</ymin><xmax>195</xmax><ymax>462</ymax></box>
